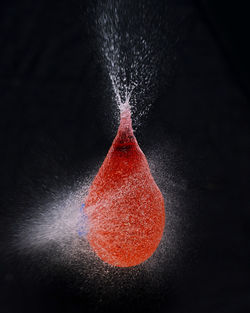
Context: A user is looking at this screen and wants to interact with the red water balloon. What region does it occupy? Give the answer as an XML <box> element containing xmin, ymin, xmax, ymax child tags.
<box><xmin>85</xmin><ymin>107</ymin><xmax>165</xmax><ymax>267</ymax></box>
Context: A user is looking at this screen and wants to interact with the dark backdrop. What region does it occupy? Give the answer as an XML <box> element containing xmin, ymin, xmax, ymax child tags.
<box><xmin>0</xmin><ymin>0</ymin><xmax>249</xmax><ymax>313</ymax></box>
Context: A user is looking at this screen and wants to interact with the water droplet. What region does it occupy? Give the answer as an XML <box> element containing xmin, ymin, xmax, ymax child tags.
<box><xmin>84</xmin><ymin>105</ymin><xmax>165</xmax><ymax>267</ymax></box>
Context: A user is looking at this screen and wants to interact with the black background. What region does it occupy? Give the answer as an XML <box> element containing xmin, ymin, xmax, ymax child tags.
<box><xmin>0</xmin><ymin>0</ymin><xmax>249</xmax><ymax>312</ymax></box>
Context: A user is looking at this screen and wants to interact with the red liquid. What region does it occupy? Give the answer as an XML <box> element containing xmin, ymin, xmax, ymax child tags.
<box><xmin>85</xmin><ymin>109</ymin><xmax>165</xmax><ymax>267</ymax></box>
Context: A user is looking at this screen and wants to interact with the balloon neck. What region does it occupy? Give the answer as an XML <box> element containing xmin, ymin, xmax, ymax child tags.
<box><xmin>120</xmin><ymin>107</ymin><xmax>132</xmax><ymax>133</ymax></box>
<box><xmin>114</xmin><ymin>104</ymin><xmax>135</xmax><ymax>148</ymax></box>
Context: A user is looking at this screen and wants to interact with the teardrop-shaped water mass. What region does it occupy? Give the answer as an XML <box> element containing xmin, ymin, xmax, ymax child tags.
<box><xmin>85</xmin><ymin>107</ymin><xmax>165</xmax><ymax>267</ymax></box>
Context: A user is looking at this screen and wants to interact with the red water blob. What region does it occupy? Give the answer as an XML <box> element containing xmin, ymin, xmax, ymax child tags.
<box><xmin>85</xmin><ymin>106</ymin><xmax>165</xmax><ymax>267</ymax></box>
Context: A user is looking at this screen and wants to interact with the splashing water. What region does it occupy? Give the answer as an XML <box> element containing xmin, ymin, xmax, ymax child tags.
<box><xmin>78</xmin><ymin>1</ymin><xmax>173</xmax><ymax>267</ymax></box>
<box><xmin>95</xmin><ymin>0</ymin><xmax>171</xmax><ymax>121</ymax></box>
<box><xmin>9</xmin><ymin>0</ymin><xmax>188</xmax><ymax>294</ymax></box>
